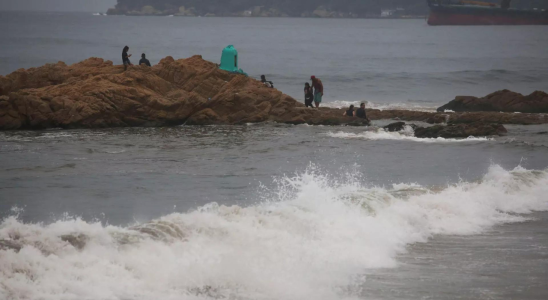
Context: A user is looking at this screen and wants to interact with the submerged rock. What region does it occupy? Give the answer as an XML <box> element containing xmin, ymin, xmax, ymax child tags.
<box><xmin>0</xmin><ymin>239</ymin><xmax>22</xmax><ymax>252</ymax></box>
<box><xmin>60</xmin><ymin>234</ymin><xmax>88</xmax><ymax>249</ymax></box>
<box><xmin>414</xmin><ymin>123</ymin><xmax>507</xmax><ymax>139</ymax></box>
<box><xmin>383</xmin><ymin>122</ymin><xmax>418</xmax><ymax>132</ymax></box>
<box><xmin>437</xmin><ymin>89</ymin><xmax>548</xmax><ymax>113</ymax></box>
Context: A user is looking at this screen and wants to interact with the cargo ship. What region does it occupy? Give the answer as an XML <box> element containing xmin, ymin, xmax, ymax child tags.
<box><xmin>427</xmin><ymin>0</ymin><xmax>548</xmax><ymax>25</ymax></box>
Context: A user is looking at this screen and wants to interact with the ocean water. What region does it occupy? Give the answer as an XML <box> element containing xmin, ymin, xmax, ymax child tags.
<box><xmin>1</xmin><ymin>11</ymin><xmax>548</xmax><ymax>108</ymax></box>
<box><xmin>1</xmin><ymin>11</ymin><xmax>548</xmax><ymax>300</ymax></box>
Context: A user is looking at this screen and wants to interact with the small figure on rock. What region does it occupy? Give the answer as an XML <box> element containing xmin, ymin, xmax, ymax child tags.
<box><xmin>122</xmin><ymin>46</ymin><xmax>132</xmax><ymax>70</ymax></box>
<box><xmin>356</xmin><ymin>103</ymin><xmax>370</xmax><ymax>123</ymax></box>
<box><xmin>344</xmin><ymin>105</ymin><xmax>355</xmax><ymax>117</ymax></box>
<box><xmin>311</xmin><ymin>76</ymin><xmax>323</xmax><ymax>108</ymax></box>
<box><xmin>261</xmin><ymin>75</ymin><xmax>274</xmax><ymax>88</ymax></box>
<box><xmin>304</xmin><ymin>83</ymin><xmax>315</xmax><ymax>108</ymax></box>
<box><xmin>139</xmin><ymin>53</ymin><xmax>151</xmax><ymax>67</ymax></box>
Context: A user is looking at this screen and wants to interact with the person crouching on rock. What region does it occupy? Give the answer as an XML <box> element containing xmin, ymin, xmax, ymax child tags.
<box><xmin>304</xmin><ymin>83</ymin><xmax>315</xmax><ymax>108</ymax></box>
<box><xmin>122</xmin><ymin>46</ymin><xmax>132</xmax><ymax>70</ymax></box>
<box><xmin>261</xmin><ymin>75</ymin><xmax>274</xmax><ymax>88</ymax></box>
<box><xmin>344</xmin><ymin>105</ymin><xmax>355</xmax><ymax>117</ymax></box>
<box><xmin>311</xmin><ymin>76</ymin><xmax>323</xmax><ymax>108</ymax></box>
<box><xmin>139</xmin><ymin>53</ymin><xmax>151</xmax><ymax>67</ymax></box>
<box><xmin>356</xmin><ymin>102</ymin><xmax>370</xmax><ymax>124</ymax></box>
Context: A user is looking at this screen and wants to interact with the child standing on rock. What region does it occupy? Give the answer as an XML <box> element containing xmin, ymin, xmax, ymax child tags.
<box><xmin>304</xmin><ymin>83</ymin><xmax>314</xmax><ymax>108</ymax></box>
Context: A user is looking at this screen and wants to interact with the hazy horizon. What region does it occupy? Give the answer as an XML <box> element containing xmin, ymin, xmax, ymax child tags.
<box><xmin>0</xmin><ymin>0</ymin><xmax>116</xmax><ymax>12</ymax></box>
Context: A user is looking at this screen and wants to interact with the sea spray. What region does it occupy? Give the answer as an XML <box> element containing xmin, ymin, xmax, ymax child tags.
<box><xmin>1</xmin><ymin>165</ymin><xmax>548</xmax><ymax>300</ymax></box>
<box><xmin>326</xmin><ymin>127</ymin><xmax>493</xmax><ymax>143</ymax></box>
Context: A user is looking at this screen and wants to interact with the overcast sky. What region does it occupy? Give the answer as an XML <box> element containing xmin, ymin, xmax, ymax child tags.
<box><xmin>0</xmin><ymin>0</ymin><xmax>116</xmax><ymax>12</ymax></box>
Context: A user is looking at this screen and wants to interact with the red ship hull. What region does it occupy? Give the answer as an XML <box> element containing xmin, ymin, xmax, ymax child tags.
<box><xmin>428</xmin><ymin>5</ymin><xmax>548</xmax><ymax>26</ymax></box>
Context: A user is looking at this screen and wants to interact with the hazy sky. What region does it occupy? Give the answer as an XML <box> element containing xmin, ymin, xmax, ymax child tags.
<box><xmin>0</xmin><ymin>0</ymin><xmax>116</xmax><ymax>12</ymax></box>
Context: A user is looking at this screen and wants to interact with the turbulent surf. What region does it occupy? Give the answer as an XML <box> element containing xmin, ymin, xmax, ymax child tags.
<box><xmin>1</xmin><ymin>165</ymin><xmax>547</xmax><ymax>300</ymax></box>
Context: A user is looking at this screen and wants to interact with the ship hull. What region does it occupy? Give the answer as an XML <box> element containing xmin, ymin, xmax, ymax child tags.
<box><xmin>428</xmin><ymin>5</ymin><xmax>548</xmax><ymax>25</ymax></box>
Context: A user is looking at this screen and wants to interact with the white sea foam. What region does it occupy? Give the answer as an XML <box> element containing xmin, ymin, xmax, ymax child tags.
<box><xmin>326</xmin><ymin>127</ymin><xmax>492</xmax><ymax>143</ymax></box>
<box><xmin>323</xmin><ymin>100</ymin><xmax>438</xmax><ymax>112</ymax></box>
<box><xmin>1</xmin><ymin>166</ymin><xmax>547</xmax><ymax>299</ymax></box>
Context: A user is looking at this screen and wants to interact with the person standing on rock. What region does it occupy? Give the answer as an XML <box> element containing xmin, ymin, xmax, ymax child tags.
<box><xmin>311</xmin><ymin>76</ymin><xmax>323</xmax><ymax>108</ymax></box>
<box><xmin>122</xmin><ymin>46</ymin><xmax>132</xmax><ymax>70</ymax></box>
<box><xmin>304</xmin><ymin>83</ymin><xmax>315</xmax><ymax>108</ymax></box>
<box><xmin>139</xmin><ymin>53</ymin><xmax>151</xmax><ymax>67</ymax></box>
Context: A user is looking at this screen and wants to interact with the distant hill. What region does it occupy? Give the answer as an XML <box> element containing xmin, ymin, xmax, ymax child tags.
<box><xmin>107</xmin><ymin>0</ymin><xmax>429</xmax><ymax>17</ymax></box>
<box><xmin>106</xmin><ymin>0</ymin><xmax>548</xmax><ymax>17</ymax></box>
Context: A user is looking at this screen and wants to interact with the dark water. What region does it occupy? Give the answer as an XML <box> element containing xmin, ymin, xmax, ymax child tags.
<box><xmin>1</xmin><ymin>12</ymin><xmax>548</xmax><ymax>107</ymax></box>
<box><xmin>1</xmin><ymin>11</ymin><xmax>548</xmax><ymax>300</ymax></box>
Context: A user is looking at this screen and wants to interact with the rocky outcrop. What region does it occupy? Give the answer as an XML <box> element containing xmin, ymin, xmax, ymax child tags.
<box><xmin>437</xmin><ymin>89</ymin><xmax>548</xmax><ymax>113</ymax></box>
<box><xmin>0</xmin><ymin>56</ymin><xmax>371</xmax><ymax>130</ymax></box>
<box><xmin>414</xmin><ymin>123</ymin><xmax>507</xmax><ymax>139</ymax></box>
<box><xmin>2</xmin><ymin>56</ymin><xmax>548</xmax><ymax>130</ymax></box>
<box><xmin>382</xmin><ymin>121</ymin><xmax>506</xmax><ymax>138</ymax></box>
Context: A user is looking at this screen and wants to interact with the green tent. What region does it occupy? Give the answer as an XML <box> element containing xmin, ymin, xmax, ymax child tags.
<box><xmin>219</xmin><ymin>45</ymin><xmax>247</xmax><ymax>76</ymax></box>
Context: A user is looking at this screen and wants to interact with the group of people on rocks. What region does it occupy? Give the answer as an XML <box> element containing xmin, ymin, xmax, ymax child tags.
<box><xmin>304</xmin><ymin>76</ymin><xmax>323</xmax><ymax>108</ymax></box>
<box><xmin>122</xmin><ymin>46</ymin><xmax>151</xmax><ymax>70</ymax></box>
<box><xmin>123</xmin><ymin>47</ymin><xmax>367</xmax><ymax>122</ymax></box>
<box><xmin>343</xmin><ymin>103</ymin><xmax>369</xmax><ymax>122</ymax></box>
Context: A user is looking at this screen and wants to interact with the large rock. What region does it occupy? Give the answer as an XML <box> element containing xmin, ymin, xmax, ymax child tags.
<box><xmin>414</xmin><ymin>123</ymin><xmax>507</xmax><ymax>139</ymax></box>
<box><xmin>2</xmin><ymin>57</ymin><xmax>548</xmax><ymax>130</ymax></box>
<box><xmin>437</xmin><ymin>90</ymin><xmax>548</xmax><ymax>113</ymax></box>
<box><xmin>0</xmin><ymin>56</ymin><xmax>369</xmax><ymax>129</ymax></box>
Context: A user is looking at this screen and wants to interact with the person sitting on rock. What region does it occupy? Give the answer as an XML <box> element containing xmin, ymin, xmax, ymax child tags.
<box><xmin>122</xmin><ymin>46</ymin><xmax>132</xmax><ymax>70</ymax></box>
<box><xmin>311</xmin><ymin>76</ymin><xmax>323</xmax><ymax>108</ymax></box>
<box><xmin>344</xmin><ymin>105</ymin><xmax>355</xmax><ymax>117</ymax></box>
<box><xmin>304</xmin><ymin>83</ymin><xmax>315</xmax><ymax>108</ymax></box>
<box><xmin>356</xmin><ymin>103</ymin><xmax>370</xmax><ymax>123</ymax></box>
<box><xmin>139</xmin><ymin>53</ymin><xmax>151</xmax><ymax>67</ymax></box>
<box><xmin>261</xmin><ymin>75</ymin><xmax>274</xmax><ymax>88</ymax></box>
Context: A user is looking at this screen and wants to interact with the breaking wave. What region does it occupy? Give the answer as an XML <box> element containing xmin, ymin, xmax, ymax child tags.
<box><xmin>326</xmin><ymin>127</ymin><xmax>492</xmax><ymax>143</ymax></box>
<box><xmin>323</xmin><ymin>100</ymin><xmax>438</xmax><ymax>112</ymax></box>
<box><xmin>1</xmin><ymin>165</ymin><xmax>547</xmax><ymax>300</ymax></box>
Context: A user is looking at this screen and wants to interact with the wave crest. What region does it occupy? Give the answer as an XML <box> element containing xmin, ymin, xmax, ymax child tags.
<box><xmin>1</xmin><ymin>165</ymin><xmax>547</xmax><ymax>299</ymax></box>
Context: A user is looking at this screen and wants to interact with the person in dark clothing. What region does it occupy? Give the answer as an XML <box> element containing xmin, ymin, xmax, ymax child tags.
<box><xmin>344</xmin><ymin>105</ymin><xmax>355</xmax><ymax>117</ymax></box>
<box><xmin>355</xmin><ymin>103</ymin><xmax>370</xmax><ymax>123</ymax></box>
<box><xmin>261</xmin><ymin>75</ymin><xmax>274</xmax><ymax>88</ymax></box>
<box><xmin>304</xmin><ymin>83</ymin><xmax>315</xmax><ymax>108</ymax></box>
<box><xmin>139</xmin><ymin>53</ymin><xmax>151</xmax><ymax>67</ymax></box>
<box><xmin>122</xmin><ymin>46</ymin><xmax>132</xmax><ymax>70</ymax></box>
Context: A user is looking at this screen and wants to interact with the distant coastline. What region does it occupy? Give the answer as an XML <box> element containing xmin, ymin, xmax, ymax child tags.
<box><xmin>104</xmin><ymin>13</ymin><xmax>427</xmax><ymax>19</ymax></box>
<box><xmin>106</xmin><ymin>0</ymin><xmax>429</xmax><ymax>19</ymax></box>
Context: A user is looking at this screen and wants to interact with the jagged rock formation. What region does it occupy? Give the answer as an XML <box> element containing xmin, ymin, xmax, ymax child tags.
<box><xmin>437</xmin><ymin>89</ymin><xmax>548</xmax><ymax>113</ymax></box>
<box><xmin>0</xmin><ymin>56</ymin><xmax>371</xmax><ymax>129</ymax></box>
<box><xmin>1</xmin><ymin>56</ymin><xmax>548</xmax><ymax>130</ymax></box>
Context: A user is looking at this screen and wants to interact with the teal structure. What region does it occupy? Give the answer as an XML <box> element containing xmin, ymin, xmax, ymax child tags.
<box><xmin>219</xmin><ymin>45</ymin><xmax>247</xmax><ymax>76</ymax></box>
